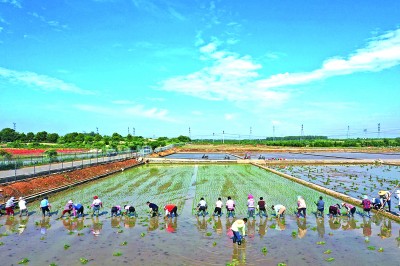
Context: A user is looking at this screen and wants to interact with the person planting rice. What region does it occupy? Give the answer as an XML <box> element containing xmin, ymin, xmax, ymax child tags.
<box><xmin>91</xmin><ymin>196</ymin><xmax>103</xmax><ymax>217</ymax></box>
<box><xmin>40</xmin><ymin>196</ymin><xmax>51</xmax><ymax>217</ymax></box>
<box><xmin>296</xmin><ymin>196</ymin><xmax>307</xmax><ymax>218</ymax></box>
<box><xmin>213</xmin><ymin>197</ymin><xmax>223</xmax><ymax>217</ymax></box>
<box><xmin>315</xmin><ymin>196</ymin><xmax>324</xmax><ymax>218</ymax></box>
<box><xmin>341</xmin><ymin>202</ymin><xmax>356</xmax><ymax>217</ymax></box>
<box><xmin>247</xmin><ymin>194</ymin><xmax>255</xmax><ymax>219</ymax></box>
<box><xmin>231</xmin><ymin>218</ymin><xmax>247</xmax><ymax>245</ymax></box>
<box><xmin>197</xmin><ymin>197</ymin><xmax>207</xmax><ymax>216</ymax></box>
<box><xmin>271</xmin><ymin>204</ymin><xmax>286</xmax><ymax>218</ymax></box>
<box><xmin>124</xmin><ymin>205</ymin><xmax>136</xmax><ymax>217</ymax></box>
<box><xmin>60</xmin><ymin>200</ymin><xmax>74</xmax><ymax>217</ymax></box>
<box><xmin>147</xmin><ymin>201</ymin><xmax>159</xmax><ymax>217</ymax></box>
<box><xmin>361</xmin><ymin>195</ymin><xmax>372</xmax><ymax>217</ymax></box>
<box><xmin>110</xmin><ymin>205</ymin><xmax>121</xmax><ymax>217</ymax></box>
<box><xmin>379</xmin><ymin>190</ymin><xmax>391</xmax><ymax>212</ymax></box>
<box><xmin>5</xmin><ymin>197</ymin><xmax>15</xmax><ymax>216</ymax></box>
<box><xmin>226</xmin><ymin>196</ymin><xmax>235</xmax><ymax>218</ymax></box>
<box><xmin>73</xmin><ymin>202</ymin><xmax>84</xmax><ymax>217</ymax></box>
<box><xmin>257</xmin><ymin>197</ymin><xmax>267</xmax><ymax>217</ymax></box>
<box><xmin>18</xmin><ymin>197</ymin><xmax>28</xmax><ymax>217</ymax></box>
<box><xmin>328</xmin><ymin>204</ymin><xmax>341</xmax><ymax>217</ymax></box>
<box><xmin>164</xmin><ymin>203</ymin><xmax>178</xmax><ymax>218</ymax></box>
<box><xmin>371</xmin><ymin>197</ymin><xmax>382</xmax><ymax>210</ymax></box>
<box><xmin>394</xmin><ymin>190</ymin><xmax>400</xmax><ymax>214</ymax></box>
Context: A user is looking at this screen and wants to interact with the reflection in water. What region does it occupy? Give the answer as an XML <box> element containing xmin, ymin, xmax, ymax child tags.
<box><xmin>18</xmin><ymin>216</ymin><xmax>29</xmax><ymax>235</ymax></box>
<box><xmin>247</xmin><ymin>219</ymin><xmax>255</xmax><ymax>239</ymax></box>
<box><xmin>226</xmin><ymin>218</ymin><xmax>235</xmax><ymax>239</ymax></box>
<box><xmin>62</xmin><ymin>218</ymin><xmax>77</xmax><ymax>232</ymax></box>
<box><xmin>231</xmin><ymin>239</ymin><xmax>247</xmax><ymax>264</ymax></box>
<box><xmin>213</xmin><ymin>217</ymin><xmax>223</xmax><ymax>235</ymax></box>
<box><xmin>148</xmin><ymin>217</ymin><xmax>159</xmax><ymax>231</ymax></box>
<box><xmin>5</xmin><ymin>216</ymin><xmax>19</xmax><ymax>234</ymax></box>
<box><xmin>328</xmin><ymin>217</ymin><xmax>341</xmax><ymax>230</ymax></box>
<box><xmin>276</xmin><ymin>218</ymin><xmax>286</xmax><ymax>231</ymax></box>
<box><xmin>124</xmin><ymin>217</ymin><xmax>136</xmax><ymax>228</ymax></box>
<box><xmin>316</xmin><ymin>217</ymin><xmax>325</xmax><ymax>238</ymax></box>
<box><xmin>362</xmin><ymin>217</ymin><xmax>372</xmax><ymax>239</ymax></box>
<box><xmin>379</xmin><ymin>220</ymin><xmax>392</xmax><ymax>239</ymax></box>
<box><xmin>76</xmin><ymin>218</ymin><xmax>85</xmax><ymax>231</ymax></box>
<box><xmin>258</xmin><ymin>218</ymin><xmax>267</xmax><ymax>238</ymax></box>
<box><xmin>196</xmin><ymin>217</ymin><xmax>207</xmax><ymax>232</ymax></box>
<box><xmin>111</xmin><ymin>217</ymin><xmax>121</xmax><ymax>228</ymax></box>
<box><xmin>165</xmin><ymin>217</ymin><xmax>177</xmax><ymax>233</ymax></box>
<box><xmin>40</xmin><ymin>217</ymin><xmax>50</xmax><ymax>235</ymax></box>
<box><xmin>342</xmin><ymin>218</ymin><xmax>357</xmax><ymax>231</ymax></box>
<box><xmin>296</xmin><ymin>218</ymin><xmax>307</xmax><ymax>239</ymax></box>
<box><xmin>91</xmin><ymin>217</ymin><xmax>103</xmax><ymax>236</ymax></box>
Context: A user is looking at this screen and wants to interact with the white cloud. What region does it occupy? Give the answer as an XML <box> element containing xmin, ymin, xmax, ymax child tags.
<box><xmin>29</xmin><ymin>12</ymin><xmax>68</xmax><ymax>31</ymax></box>
<box><xmin>0</xmin><ymin>0</ymin><xmax>21</xmax><ymax>8</ymax></box>
<box><xmin>0</xmin><ymin>26</ymin><xmax>3</xmax><ymax>33</ymax></box>
<box><xmin>224</xmin><ymin>113</ymin><xmax>234</xmax><ymax>120</ymax></box>
<box><xmin>0</xmin><ymin>67</ymin><xmax>92</xmax><ymax>94</ymax></box>
<box><xmin>75</xmin><ymin>103</ymin><xmax>176</xmax><ymax>122</ymax></box>
<box><xmin>160</xmin><ymin>28</ymin><xmax>400</xmax><ymax>109</ymax></box>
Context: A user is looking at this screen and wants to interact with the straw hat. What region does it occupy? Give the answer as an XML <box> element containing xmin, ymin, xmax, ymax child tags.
<box><xmin>363</xmin><ymin>195</ymin><xmax>368</xmax><ymax>199</ymax></box>
<box><xmin>378</xmin><ymin>191</ymin><xmax>386</xmax><ymax>196</ymax></box>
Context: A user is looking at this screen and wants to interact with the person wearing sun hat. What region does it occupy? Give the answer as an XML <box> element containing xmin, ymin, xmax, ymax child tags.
<box><xmin>18</xmin><ymin>196</ymin><xmax>28</xmax><ymax>217</ymax></box>
<box><xmin>5</xmin><ymin>196</ymin><xmax>15</xmax><ymax>216</ymax></box>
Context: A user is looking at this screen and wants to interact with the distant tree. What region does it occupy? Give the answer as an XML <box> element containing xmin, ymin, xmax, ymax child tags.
<box><xmin>47</xmin><ymin>133</ymin><xmax>59</xmax><ymax>143</ymax></box>
<box><xmin>26</xmin><ymin>132</ymin><xmax>35</xmax><ymax>142</ymax></box>
<box><xmin>112</xmin><ymin>132</ymin><xmax>123</xmax><ymax>142</ymax></box>
<box><xmin>44</xmin><ymin>149</ymin><xmax>58</xmax><ymax>162</ymax></box>
<box><xmin>126</xmin><ymin>134</ymin><xmax>133</xmax><ymax>141</ymax></box>
<box><xmin>35</xmin><ymin>131</ymin><xmax>48</xmax><ymax>142</ymax></box>
<box><xmin>0</xmin><ymin>128</ymin><xmax>19</xmax><ymax>142</ymax></box>
<box><xmin>0</xmin><ymin>150</ymin><xmax>12</xmax><ymax>160</ymax></box>
<box><xmin>64</xmin><ymin>132</ymin><xmax>79</xmax><ymax>143</ymax></box>
<box><xmin>177</xmin><ymin>135</ymin><xmax>191</xmax><ymax>142</ymax></box>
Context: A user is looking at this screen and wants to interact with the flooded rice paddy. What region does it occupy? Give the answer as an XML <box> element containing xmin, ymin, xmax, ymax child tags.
<box><xmin>0</xmin><ymin>164</ymin><xmax>399</xmax><ymax>265</ymax></box>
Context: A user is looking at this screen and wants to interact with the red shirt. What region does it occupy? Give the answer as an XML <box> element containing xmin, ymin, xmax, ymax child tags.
<box><xmin>164</xmin><ymin>204</ymin><xmax>176</xmax><ymax>212</ymax></box>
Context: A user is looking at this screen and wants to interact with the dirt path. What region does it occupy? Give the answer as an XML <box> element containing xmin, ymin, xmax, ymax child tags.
<box><xmin>181</xmin><ymin>165</ymin><xmax>198</xmax><ymax>217</ymax></box>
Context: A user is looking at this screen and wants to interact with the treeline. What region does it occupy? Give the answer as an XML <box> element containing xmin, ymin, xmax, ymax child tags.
<box><xmin>195</xmin><ymin>137</ymin><xmax>400</xmax><ymax>147</ymax></box>
<box><xmin>0</xmin><ymin>128</ymin><xmax>191</xmax><ymax>151</ymax></box>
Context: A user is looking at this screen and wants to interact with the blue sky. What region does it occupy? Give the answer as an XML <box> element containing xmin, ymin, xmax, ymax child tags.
<box><xmin>1</xmin><ymin>0</ymin><xmax>399</xmax><ymax>139</ymax></box>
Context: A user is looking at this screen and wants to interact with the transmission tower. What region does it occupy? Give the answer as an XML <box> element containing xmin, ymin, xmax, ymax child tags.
<box><xmin>250</xmin><ymin>127</ymin><xmax>252</xmax><ymax>140</ymax></box>
<box><xmin>189</xmin><ymin>127</ymin><xmax>191</xmax><ymax>139</ymax></box>
<box><xmin>273</xmin><ymin>125</ymin><xmax>275</xmax><ymax>141</ymax></box>
<box><xmin>300</xmin><ymin>124</ymin><xmax>304</xmax><ymax>140</ymax></box>
<box><xmin>133</xmin><ymin>127</ymin><xmax>135</xmax><ymax>136</ymax></box>
<box><xmin>347</xmin><ymin>125</ymin><xmax>350</xmax><ymax>139</ymax></box>
<box><xmin>13</xmin><ymin>122</ymin><xmax>16</xmax><ymax>131</ymax></box>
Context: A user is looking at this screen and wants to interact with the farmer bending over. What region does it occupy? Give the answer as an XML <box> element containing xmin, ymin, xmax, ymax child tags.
<box><xmin>231</xmin><ymin>218</ymin><xmax>247</xmax><ymax>245</ymax></box>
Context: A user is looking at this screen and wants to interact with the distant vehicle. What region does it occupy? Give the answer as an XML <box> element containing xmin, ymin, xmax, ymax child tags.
<box><xmin>106</xmin><ymin>152</ymin><xmax>117</xmax><ymax>157</ymax></box>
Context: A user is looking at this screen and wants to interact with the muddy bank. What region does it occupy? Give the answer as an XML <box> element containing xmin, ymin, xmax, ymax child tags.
<box><xmin>0</xmin><ymin>159</ymin><xmax>140</xmax><ymax>199</ymax></box>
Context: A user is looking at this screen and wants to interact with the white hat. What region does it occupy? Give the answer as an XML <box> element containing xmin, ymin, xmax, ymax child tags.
<box><xmin>68</xmin><ymin>200</ymin><xmax>73</xmax><ymax>204</ymax></box>
<box><xmin>19</xmin><ymin>197</ymin><xmax>23</xmax><ymax>200</ymax></box>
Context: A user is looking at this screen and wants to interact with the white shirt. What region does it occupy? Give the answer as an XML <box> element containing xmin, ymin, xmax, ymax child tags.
<box><xmin>198</xmin><ymin>200</ymin><xmax>207</xmax><ymax>207</ymax></box>
<box><xmin>18</xmin><ymin>200</ymin><xmax>27</xmax><ymax>210</ymax></box>
<box><xmin>215</xmin><ymin>200</ymin><xmax>223</xmax><ymax>208</ymax></box>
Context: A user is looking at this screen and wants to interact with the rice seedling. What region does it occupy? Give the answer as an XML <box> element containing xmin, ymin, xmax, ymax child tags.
<box><xmin>325</xmin><ymin>258</ymin><xmax>335</xmax><ymax>262</ymax></box>
<box><xmin>18</xmin><ymin>258</ymin><xmax>29</xmax><ymax>264</ymax></box>
<box><xmin>113</xmin><ymin>251</ymin><xmax>122</xmax><ymax>256</ymax></box>
<box><xmin>323</xmin><ymin>249</ymin><xmax>332</xmax><ymax>254</ymax></box>
<box><xmin>367</xmin><ymin>246</ymin><xmax>376</xmax><ymax>250</ymax></box>
<box><xmin>63</xmin><ymin>244</ymin><xmax>70</xmax><ymax>250</ymax></box>
<box><xmin>120</xmin><ymin>241</ymin><xmax>128</xmax><ymax>246</ymax></box>
<box><xmin>79</xmin><ymin>257</ymin><xmax>89</xmax><ymax>264</ymax></box>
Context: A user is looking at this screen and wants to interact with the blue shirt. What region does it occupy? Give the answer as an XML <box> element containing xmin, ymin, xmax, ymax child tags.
<box><xmin>40</xmin><ymin>199</ymin><xmax>49</xmax><ymax>208</ymax></box>
<box><xmin>317</xmin><ymin>200</ymin><xmax>325</xmax><ymax>210</ymax></box>
<box><xmin>74</xmin><ymin>203</ymin><xmax>82</xmax><ymax>209</ymax></box>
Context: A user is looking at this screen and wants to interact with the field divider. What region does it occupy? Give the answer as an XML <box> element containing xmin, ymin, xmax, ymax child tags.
<box><xmin>6</xmin><ymin>161</ymin><xmax>144</xmax><ymax>205</ymax></box>
<box><xmin>251</xmin><ymin>162</ymin><xmax>400</xmax><ymax>222</ymax></box>
<box><xmin>181</xmin><ymin>165</ymin><xmax>198</xmax><ymax>217</ymax></box>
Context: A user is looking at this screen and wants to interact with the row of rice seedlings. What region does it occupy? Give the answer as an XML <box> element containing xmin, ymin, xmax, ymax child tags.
<box><xmin>194</xmin><ymin>165</ymin><xmax>341</xmax><ymax>216</ymax></box>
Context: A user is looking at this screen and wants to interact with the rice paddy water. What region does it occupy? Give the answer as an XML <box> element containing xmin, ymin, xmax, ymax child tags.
<box><xmin>0</xmin><ymin>164</ymin><xmax>399</xmax><ymax>265</ymax></box>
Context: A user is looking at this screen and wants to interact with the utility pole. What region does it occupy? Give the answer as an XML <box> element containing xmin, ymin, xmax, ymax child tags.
<box><xmin>128</xmin><ymin>127</ymin><xmax>130</xmax><ymax>135</ymax></box>
<box><xmin>96</xmin><ymin>127</ymin><xmax>99</xmax><ymax>134</ymax></box>
<box><xmin>213</xmin><ymin>133</ymin><xmax>215</xmax><ymax>143</ymax></box>
<box><xmin>222</xmin><ymin>130</ymin><xmax>225</xmax><ymax>144</ymax></box>
<box><xmin>273</xmin><ymin>125</ymin><xmax>275</xmax><ymax>141</ymax></box>
<box><xmin>300</xmin><ymin>124</ymin><xmax>304</xmax><ymax>141</ymax></box>
<box><xmin>347</xmin><ymin>125</ymin><xmax>349</xmax><ymax>139</ymax></box>
<box><xmin>133</xmin><ymin>127</ymin><xmax>135</xmax><ymax>136</ymax></box>
<box><xmin>13</xmin><ymin>122</ymin><xmax>16</xmax><ymax>131</ymax></box>
<box><xmin>249</xmin><ymin>127</ymin><xmax>252</xmax><ymax>140</ymax></box>
<box><xmin>378</xmin><ymin>123</ymin><xmax>381</xmax><ymax>138</ymax></box>
<box><xmin>189</xmin><ymin>127</ymin><xmax>191</xmax><ymax>140</ymax></box>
